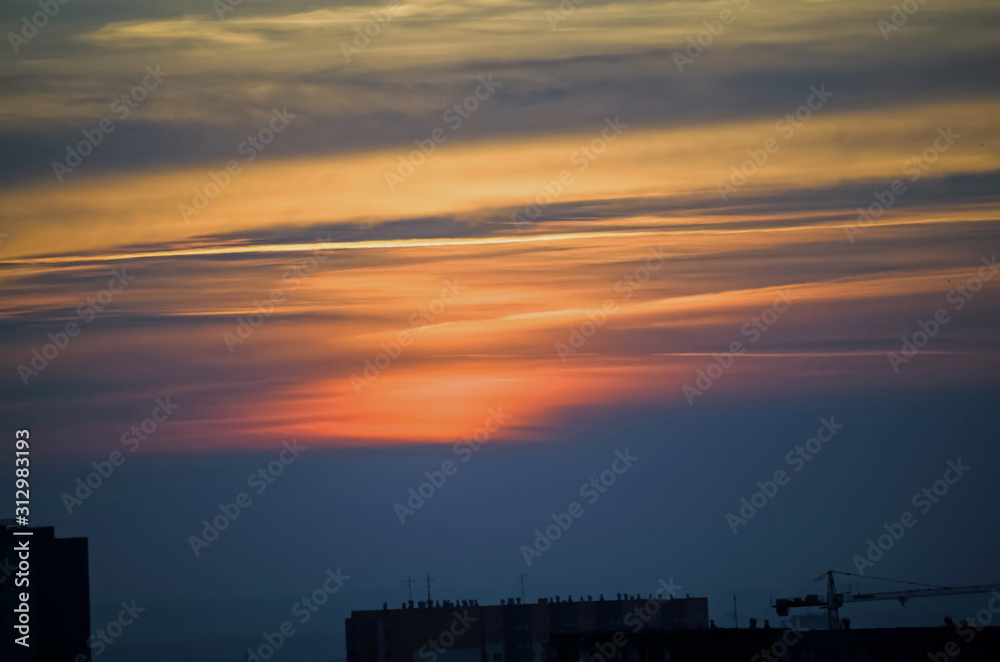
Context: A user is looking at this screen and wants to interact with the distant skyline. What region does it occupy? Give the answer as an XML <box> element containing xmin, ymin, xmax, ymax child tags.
<box><xmin>1</xmin><ymin>0</ymin><xmax>999</xmax><ymax>660</ymax></box>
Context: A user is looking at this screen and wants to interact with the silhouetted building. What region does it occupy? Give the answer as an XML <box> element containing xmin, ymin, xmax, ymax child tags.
<box><xmin>0</xmin><ymin>521</ymin><xmax>91</xmax><ymax>661</ymax></box>
<box><xmin>546</xmin><ymin>626</ymin><xmax>1000</xmax><ymax>662</ymax></box>
<box><xmin>346</xmin><ymin>595</ymin><xmax>709</xmax><ymax>662</ymax></box>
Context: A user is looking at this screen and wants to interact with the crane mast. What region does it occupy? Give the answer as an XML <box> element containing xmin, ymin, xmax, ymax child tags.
<box><xmin>773</xmin><ymin>570</ymin><xmax>1000</xmax><ymax>630</ymax></box>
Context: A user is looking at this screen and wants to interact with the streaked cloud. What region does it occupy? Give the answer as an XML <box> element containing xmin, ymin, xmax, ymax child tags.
<box><xmin>1</xmin><ymin>0</ymin><xmax>998</xmax><ymax>456</ymax></box>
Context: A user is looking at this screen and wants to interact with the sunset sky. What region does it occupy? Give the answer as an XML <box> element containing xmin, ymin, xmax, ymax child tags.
<box><xmin>1</xmin><ymin>0</ymin><xmax>999</xmax><ymax>659</ymax></box>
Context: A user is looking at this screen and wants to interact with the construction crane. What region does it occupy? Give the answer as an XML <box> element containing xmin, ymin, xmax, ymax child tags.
<box><xmin>772</xmin><ymin>570</ymin><xmax>1000</xmax><ymax>630</ymax></box>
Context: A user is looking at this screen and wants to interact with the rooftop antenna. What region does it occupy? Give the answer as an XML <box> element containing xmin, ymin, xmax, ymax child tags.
<box><xmin>518</xmin><ymin>574</ymin><xmax>527</xmax><ymax>603</ymax></box>
<box><xmin>733</xmin><ymin>593</ymin><xmax>738</xmax><ymax>628</ymax></box>
<box><xmin>403</xmin><ymin>575</ymin><xmax>414</xmax><ymax>602</ymax></box>
<box><xmin>426</xmin><ymin>574</ymin><xmax>434</xmax><ymax>602</ymax></box>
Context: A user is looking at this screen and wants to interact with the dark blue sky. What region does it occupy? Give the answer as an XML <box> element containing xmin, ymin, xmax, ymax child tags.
<box><xmin>9</xmin><ymin>385</ymin><xmax>995</xmax><ymax>661</ymax></box>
